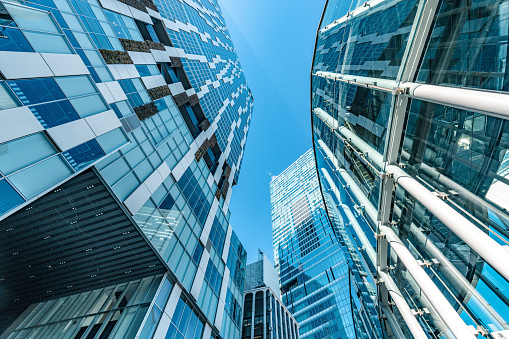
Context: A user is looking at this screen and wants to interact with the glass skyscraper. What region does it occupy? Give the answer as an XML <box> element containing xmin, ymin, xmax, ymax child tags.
<box><xmin>270</xmin><ymin>150</ymin><xmax>380</xmax><ymax>339</ymax></box>
<box><xmin>0</xmin><ymin>0</ymin><xmax>251</xmax><ymax>337</ymax></box>
<box><xmin>312</xmin><ymin>0</ymin><xmax>509</xmax><ymax>338</ymax></box>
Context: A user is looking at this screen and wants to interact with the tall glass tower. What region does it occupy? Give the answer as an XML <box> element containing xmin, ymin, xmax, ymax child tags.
<box><xmin>270</xmin><ymin>150</ymin><xmax>381</xmax><ymax>339</ymax></box>
<box><xmin>312</xmin><ymin>0</ymin><xmax>509</xmax><ymax>338</ymax></box>
<box><xmin>0</xmin><ymin>0</ymin><xmax>251</xmax><ymax>337</ymax></box>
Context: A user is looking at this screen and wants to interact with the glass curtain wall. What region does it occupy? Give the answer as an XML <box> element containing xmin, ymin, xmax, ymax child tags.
<box><xmin>311</xmin><ymin>0</ymin><xmax>509</xmax><ymax>338</ymax></box>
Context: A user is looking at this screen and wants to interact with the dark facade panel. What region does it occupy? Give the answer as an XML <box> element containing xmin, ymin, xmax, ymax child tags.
<box><xmin>0</xmin><ymin>169</ymin><xmax>166</xmax><ymax>333</ymax></box>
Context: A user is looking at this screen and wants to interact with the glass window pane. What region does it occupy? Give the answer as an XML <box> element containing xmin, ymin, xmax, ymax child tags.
<box><xmin>62</xmin><ymin>13</ymin><xmax>83</xmax><ymax>31</ymax></box>
<box><xmin>62</xmin><ymin>138</ymin><xmax>105</xmax><ymax>171</ymax></box>
<box><xmin>0</xmin><ymin>27</ymin><xmax>34</xmax><ymax>52</ymax></box>
<box><xmin>23</xmin><ymin>31</ymin><xmax>72</xmax><ymax>54</ymax></box>
<box><xmin>7</xmin><ymin>78</ymin><xmax>65</xmax><ymax>105</ymax></box>
<box><xmin>0</xmin><ymin>179</ymin><xmax>24</xmax><ymax>215</ymax></box>
<box><xmin>70</xmin><ymin>94</ymin><xmax>108</xmax><ymax>117</ymax></box>
<box><xmin>9</xmin><ymin>155</ymin><xmax>72</xmax><ymax>198</ymax></box>
<box><xmin>55</xmin><ymin>76</ymin><xmax>96</xmax><ymax>98</ymax></box>
<box><xmin>96</xmin><ymin>127</ymin><xmax>128</xmax><ymax>154</ymax></box>
<box><xmin>4</xmin><ymin>3</ymin><xmax>59</xmax><ymax>33</ymax></box>
<box><xmin>0</xmin><ymin>133</ymin><xmax>57</xmax><ymax>175</ymax></box>
<box><xmin>111</xmin><ymin>172</ymin><xmax>139</xmax><ymax>201</ymax></box>
<box><xmin>83</xmin><ymin>49</ymin><xmax>104</xmax><ymax>66</ymax></box>
<box><xmin>0</xmin><ymin>82</ymin><xmax>19</xmax><ymax>110</ymax></box>
<box><xmin>29</xmin><ymin>100</ymin><xmax>80</xmax><ymax>128</ymax></box>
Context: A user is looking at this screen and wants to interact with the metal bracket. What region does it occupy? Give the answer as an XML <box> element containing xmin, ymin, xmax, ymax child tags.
<box><xmin>432</xmin><ymin>191</ymin><xmax>448</xmax><ymax>200</ymax></box>
<box><xmin>392</xmin><ymin>87</ymin><xmax>409</xmax><ymax>95</ymax></box>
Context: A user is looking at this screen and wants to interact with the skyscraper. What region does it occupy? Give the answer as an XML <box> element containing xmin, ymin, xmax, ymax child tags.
<box><xmin>312</xmin><ymin>0</ymin><xmax>509</xmax><ymax>338</ymax></box>
<box><xmin>270</xmin><ymin>150</ymin><xmax>380</xmax><ymax>339</ymax></box>
<box><xmin>0</xmin><ymin>0</ymin><xmax>252</xmax><ymax>337</ymax></box>
<box><xmin>241</xmin><ymin>253</ymin><xmax>299</xmax><ymax>339</ymax></box>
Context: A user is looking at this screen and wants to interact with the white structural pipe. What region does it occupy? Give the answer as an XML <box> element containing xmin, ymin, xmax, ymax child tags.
<box><xmin>400</xmin><ymin>82</ymin><xmax>509</xmax><ymax>120</ymax></box>
<box><xmin>321</xmin><ymin>167</ymin><xmax>377</xmax><ymax>265</ymax></box>
<box><xmin>314</xmin><ymin>71</ymin><xmax>397</xmax><ymax>92</ymax></box>
<box><xmin>401</xmin><ymin>150</ymin><xmax>509</xmax><ymax>238</ymax></box>
<box><xmin>378</xmin><ymin>270</ymin><xmax>428</xmax><ymax>339</ymax></box>
<box><xmin>314</xmin><ymin>108</ymin><xmax>384</xmax><ymax>168</ymax></box>
<box><xmin>393</xmin><ymin>206</ymin><xmax>509</xmax><ymax>330</ymax></box>
<box><xmin>387</xmin><ymin>165</ymin><xmax>509</xmax><ymax>283</ymax></box>
<box><xmin>380</xmin><ymin>225</ymin><xmax>477</xmax><ymax>339</ymax></box>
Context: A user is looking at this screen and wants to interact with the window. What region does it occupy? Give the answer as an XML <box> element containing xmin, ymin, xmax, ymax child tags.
<box><xmin>0</xmin><ymin>133</ymin><xmax>57</xmax><ymax>175</ymax></box>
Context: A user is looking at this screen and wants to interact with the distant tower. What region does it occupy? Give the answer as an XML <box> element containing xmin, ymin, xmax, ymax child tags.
<box><xmin>270</xmin><ymin>150</ymin><xmax>380</xmax><ymax>339</ymax></box>
<box><xmin>241</xmin><ymin>253</ymin><xmax>299</xmax><ymax>339</ymax></box>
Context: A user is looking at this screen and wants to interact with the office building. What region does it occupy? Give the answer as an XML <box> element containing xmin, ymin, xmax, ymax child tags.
<box><xmin>312</xmin><ymin>0</ymin><xmax>509</xmax><ymax>338</ymax></box>
<box><xmin>0</xmin><ymin>0</ymin><xmax>252</xmax><ymax>337</ymax></box>
<box><xmin>242</xmin><ymin>253</ymin><xmax>299</xmax><ymax>339</ymax></box>
<box><xmin>270</xmin><ymin>150</ymin><xmax>380</xmax><ymax>339</ymax></box>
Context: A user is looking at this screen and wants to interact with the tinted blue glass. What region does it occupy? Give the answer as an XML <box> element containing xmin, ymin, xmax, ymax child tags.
<box><xmin>159</xmin><ymin>193</ymin><xmax>175</xmax><ymax>210</ymax></box>
<box><xmin>136</xmin><ymin>65</ymin><xmax>151</xmax><ymax>77</ymax></box>
<box><xmin>94</xmin><ymin>33</ymin><xmax>112</xmax><ymax>49</ymax></box>
<box><xmin>192</xmin><ymin>242</ymin><xmax>202</xmax><ymax>264</ymax></box>
<box><xmin>75</xmin><ymin>49</ymin><xmax>92</xmax><ymax>66</ymax></box>
<box><xmin>29</xmin><ymin>100</ymin><xmax>80</xmax><ymax>128</ymax></box>
<box><xmin>164</xmin><ymin>324</ymin><xmax>177</xmax><ymax>339</ymax></box>
<box><xmin>0</xmin><ymin>27</ymin><xmax>34</xmax><ymax>52</ymax></box>
<box><xmin>0</xmin><ymin>179</ymin><xmax>24</xmax><ymax>215</ymax></box>
<box><xmin>62</xmin><ymin>139</ymin><xmax>106</xmax><ymax>171</ymax></box>
<box><xmin>209</xmin><ymin>217</ymin><xmax>225</xmax><ymax>253</ymax></box>
<box><xmin>177</xmin><ymin>168</ymin><xmax>210</xmax><ymax>226</ymax></box>
<box><xmin>7</xmin><ymin>78</ymin><xmax>65</xmax><ymax>105</ymax></box>
<box><xmin>127</xmin><ymin>93</ymin><xmax>143</xmax><ymax>108</ymax></box>
<box><xmin>154</xmin><ymin>98</ymin><xmax>168</xmax><ymax>112</ymax></box>
<box><xmin>63</xmin><ymin>29</ymin><xmax>80</xmax><ymax>48</ymax></box>
<box><xmin>146</xmin><ymin>24</ymin><xmax>159</xmax><ymax>42</ymax></box>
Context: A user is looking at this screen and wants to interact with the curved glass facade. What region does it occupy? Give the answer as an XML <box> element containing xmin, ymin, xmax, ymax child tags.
<box><xmin>270</xmin><ymin>150</ymin><xmax>380</xmax><ymax>339</ymax></box>
<box><xmin>312</xmin><ymin>0</ymin><xmax>509</xmax><ymax>338</ymax></box>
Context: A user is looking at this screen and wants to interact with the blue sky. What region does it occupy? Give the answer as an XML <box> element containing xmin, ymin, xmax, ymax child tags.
<box><xmin>218</xmin><ymin>0</ymin><xmax>327</xmax><ymax>264</ymax></box>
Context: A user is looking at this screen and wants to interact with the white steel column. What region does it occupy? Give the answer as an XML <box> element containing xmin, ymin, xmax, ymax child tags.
<box><xmin>379</xmin><ymin>225</ymin><xmax>477</xmax><ymax>339</ymax></box>
<box><xmin>387</xmin><ymin>164</ymin><xmax>509</xmax><ymax>283</ymax></box>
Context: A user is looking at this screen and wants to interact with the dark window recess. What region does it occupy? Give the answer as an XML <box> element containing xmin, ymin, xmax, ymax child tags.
<box><xmin>133</xmin><ymin>102</ymin><xmax>158</xmax><ymax>121</ymax></box>
<box><xmin>98</xmin><ymin>49</ymin><xmax>133</xmax><ymax>64</ymax></box>
<box><xmin>160</xmin><ymin>63</ymin><xmax>179</xmax><ymax>84</ymax></box>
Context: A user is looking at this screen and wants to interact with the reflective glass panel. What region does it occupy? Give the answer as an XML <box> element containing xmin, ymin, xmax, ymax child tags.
<box><xmin>0</xmin><ymin>133</ymin><xmax>57</xmax><ymax>175</ymax></box>
<box><xmin>0</xmin><ymin>179</ymin><xmax>24</xmax><ymax>215</ymax></box>
<box><xmin>55</xmin><ymin>75</ymin><xmax>97</xmax><ymax>98</ymax></box>
<box><xmin>7</xmin><ymin>78</ymin><xmax>65</xmax><ymax>105</ymax></box>
<box><xmin>62</xmin><ymin>138</ymin><xmax>106</xmax><ymax>171</ymax></box>
<box><xmin>9</xmin><ymin>155</ymin><xmax>72</xmax><ymax>198</ymax></box>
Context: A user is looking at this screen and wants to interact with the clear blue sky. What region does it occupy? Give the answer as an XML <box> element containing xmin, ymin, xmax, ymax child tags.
<box><xmin>218</xmin><ymin>0</ymin><xmax>327</xmax><ymax>264</ymax></box>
